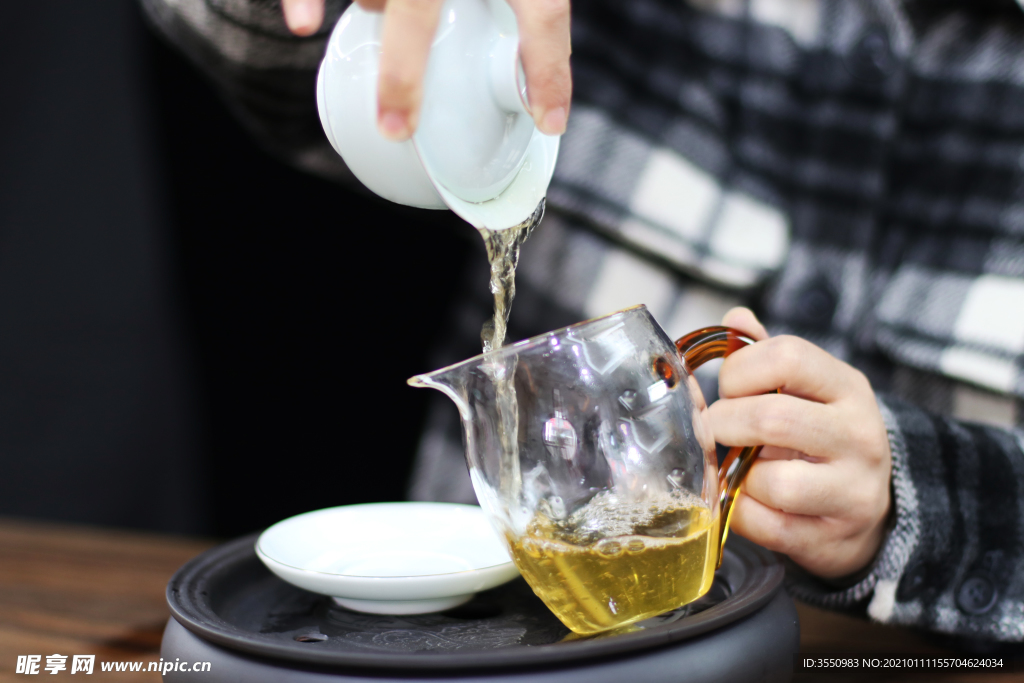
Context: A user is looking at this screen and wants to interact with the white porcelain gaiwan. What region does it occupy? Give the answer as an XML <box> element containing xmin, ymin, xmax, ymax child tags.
<box><xmin>316</xmin><ymin>0</ymin><xmax>559</xmax><ymax>230</ymax></box>
<box><xmin>256</xmin><ymin>503</ymin><xmax>520</xmax><ymax>615</ymax></box>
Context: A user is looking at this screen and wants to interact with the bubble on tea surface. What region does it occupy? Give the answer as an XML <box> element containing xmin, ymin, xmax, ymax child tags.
<box><xmin>626</xmin><ymin>538</ymin><xmax>646</xmax><ymax>553</ymax></box>
<box><xmin>540</xmin><ymin>495</ymin><xmax>567</xmax><ymax>520</ymax></box>
<box><xmin>548</xmin><ymin>489</ymin><xmax>708</xmax><ymax>545</ymax></box>
<box><xmin>595</xmin><ymin>539</ymin><xmax>623</xmax><ymax>557</ymax></box>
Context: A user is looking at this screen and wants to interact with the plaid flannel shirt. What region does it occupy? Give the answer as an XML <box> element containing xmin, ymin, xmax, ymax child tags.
<box><xmin>144</xmin><ymin>0</ymin><xmax>1024</xmax><ymax>641</ymax></box>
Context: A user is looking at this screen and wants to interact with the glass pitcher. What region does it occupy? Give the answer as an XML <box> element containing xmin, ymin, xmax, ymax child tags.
<box><xmin>408</xmin><ymin>305</ymin><xmax>764</xmax><ymax>634</ymax></box>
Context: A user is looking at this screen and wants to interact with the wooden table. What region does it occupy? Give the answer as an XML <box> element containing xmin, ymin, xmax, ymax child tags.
<box><xmin>1</xmin><ymin>518</ymin><xmax>1020</xmax><ymax>682</ymax></box>
<box><xmin>0</xmin><ymin>519</ymin><xmax>211</xmax><ymax>683</ymax></box>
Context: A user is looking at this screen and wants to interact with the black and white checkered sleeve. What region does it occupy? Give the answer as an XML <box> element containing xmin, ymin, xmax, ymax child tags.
<box><xmin>788</xmin><ymin>395</ymin><xmax>1024</xmax><ymax>642</ymax></box>
<box><xmin>140</xmin><ymin>0</ymin><xmax>352</xmax><ymax>181</ymax></box>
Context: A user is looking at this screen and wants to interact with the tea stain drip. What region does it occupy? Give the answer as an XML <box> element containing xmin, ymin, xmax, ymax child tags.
<box><xmin>478</xmin><ymin>198</ymin><xmax>545</xmax><ymax>506</ymax></box>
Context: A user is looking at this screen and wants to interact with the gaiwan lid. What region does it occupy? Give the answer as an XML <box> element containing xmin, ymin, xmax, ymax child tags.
<box><xmin>317</xmin><ymin>0</ymin><xmax>560</xmax><ymax>230</ymax></box>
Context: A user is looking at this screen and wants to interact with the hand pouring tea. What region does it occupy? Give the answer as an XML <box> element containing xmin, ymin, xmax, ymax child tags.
<box><xmin>409</xmin><ymin>306</ymin><xmax>766</xmax><ymax>634</ymax></box>
<box><xmin>316</xmin><ymin>0</ymin><xmax>558</xmax><ymax>232</ymax></box>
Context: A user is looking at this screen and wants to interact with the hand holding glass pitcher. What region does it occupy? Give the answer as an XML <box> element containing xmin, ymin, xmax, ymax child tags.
<box><xmin>709</xmin><ymin>307</ymin><xmax>892</xmax><ymax>583</ymax></box>
<box><xmin>411</xmin><ymin>305</ymin><xmax>893</xmax><ymax>633</ymax></box>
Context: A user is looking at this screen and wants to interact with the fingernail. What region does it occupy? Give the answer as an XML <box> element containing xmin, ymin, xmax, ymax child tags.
<box><xmin>285</xmin><ymin>0</ymin><xmax>316</xmax><ymax>34</ymax></box>
<box><xmin>378</xmin><ymin>110</ymin><xmax>411</xmax><ymax>140</ymax></box>
<box><xmin>538</xmin><ymin>107</ymin><xmax>567</xmax><ymax>135</ymax></box>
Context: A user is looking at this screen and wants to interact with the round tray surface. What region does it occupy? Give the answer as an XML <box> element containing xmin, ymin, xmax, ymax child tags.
<box><xmin>167</xmin><ymin>533</ymin><xmax>783</xmax><ymax>670</ymax></box>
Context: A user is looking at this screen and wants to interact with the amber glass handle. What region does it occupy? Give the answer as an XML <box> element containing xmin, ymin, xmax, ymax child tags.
<box><xmin>675</xmin><ymin>326</ymin><xmax>766</xmax><ymax>568</ymax></box>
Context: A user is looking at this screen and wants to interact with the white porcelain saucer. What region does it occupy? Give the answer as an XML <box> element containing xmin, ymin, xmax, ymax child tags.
<box><xmin>255</xmin><ymin>502</ymin><xmax>520</xmax><ymax>615</ymax></box>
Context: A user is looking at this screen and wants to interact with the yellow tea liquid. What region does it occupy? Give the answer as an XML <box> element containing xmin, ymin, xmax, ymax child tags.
<box><xmin>508</xmin><ymin>491</ymin><xmax>719</xmax><ymax>634</ymax></box>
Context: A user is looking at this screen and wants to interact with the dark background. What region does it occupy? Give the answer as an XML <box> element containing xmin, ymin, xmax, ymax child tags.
<box><xmin>0</xmin><ymin>1</ymin><xmax>476</xmax><ymax>538</ymax></box>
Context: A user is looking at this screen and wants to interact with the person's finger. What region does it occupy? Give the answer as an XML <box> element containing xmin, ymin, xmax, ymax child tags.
<box><xmin>282</xmin><ymin>0</ymin><xmax>325</xmax><ymax>36</ymax></box>
<box><xmin>756</xmin><ymin>445</ymin><xmax>810</xmax><ymax>462</ymax></box>
<box><xmin>376</xmin><ymin>0</ymin><xmax>445</xmax><ymax>140</ymax></box>
<box><xmin>729</xmin><ymin>491</ymin><xmax>888</xmax><ymax>579</ymax></box>
<box><xmin>708</xmin><ymin>393</ymin><xmax>842</xmax><ymax>459</ymax></box>
<box><xmin>741</xmin><ymin>457</ymin><xmax>852</xmax><ymax>517</ymax></box>
<box><xmin>718</xmin><ymin>335</ymin><xmax>868</xmax><ymax>404</ymax></box>
<box><xmin>507</xmin><ymin>0</ymin><xmax>572</xmax><ymax>135</ymax></box>
<box><xmin>355</xmin><ymin>0</ymin><xmax>387</xmax><ymax>10</ymax></box>
<box><xmin>728</xmin><ymin>493</ymin><xmax>822</xmax><ymax>560</ymax></box>
<box><xmin>721</xmin><ymin>306</ymin><xmax>769</xmax><ymax>341</ymax></box>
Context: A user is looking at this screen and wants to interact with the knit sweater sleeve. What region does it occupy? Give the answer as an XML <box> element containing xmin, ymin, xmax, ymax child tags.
<box><xmin>139</xmin><ymin>0</ymin><xmax>352</xmax><ymax>182</ymax></box>
<box><xmin>787</xmin><ymin>394</ymin><xmax>1024</xmax><ymax>642</ymax></box>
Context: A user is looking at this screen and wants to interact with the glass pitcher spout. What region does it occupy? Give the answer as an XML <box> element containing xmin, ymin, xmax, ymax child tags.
<box><xmin>408</xmin><ymin>371</ymin><xmax>471</xmax><ymax>420</ymax></box>
<box><xmin>409</xmin><ymin>346</ymin><xmax>526</xmax><ymax>516</ymax></box>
